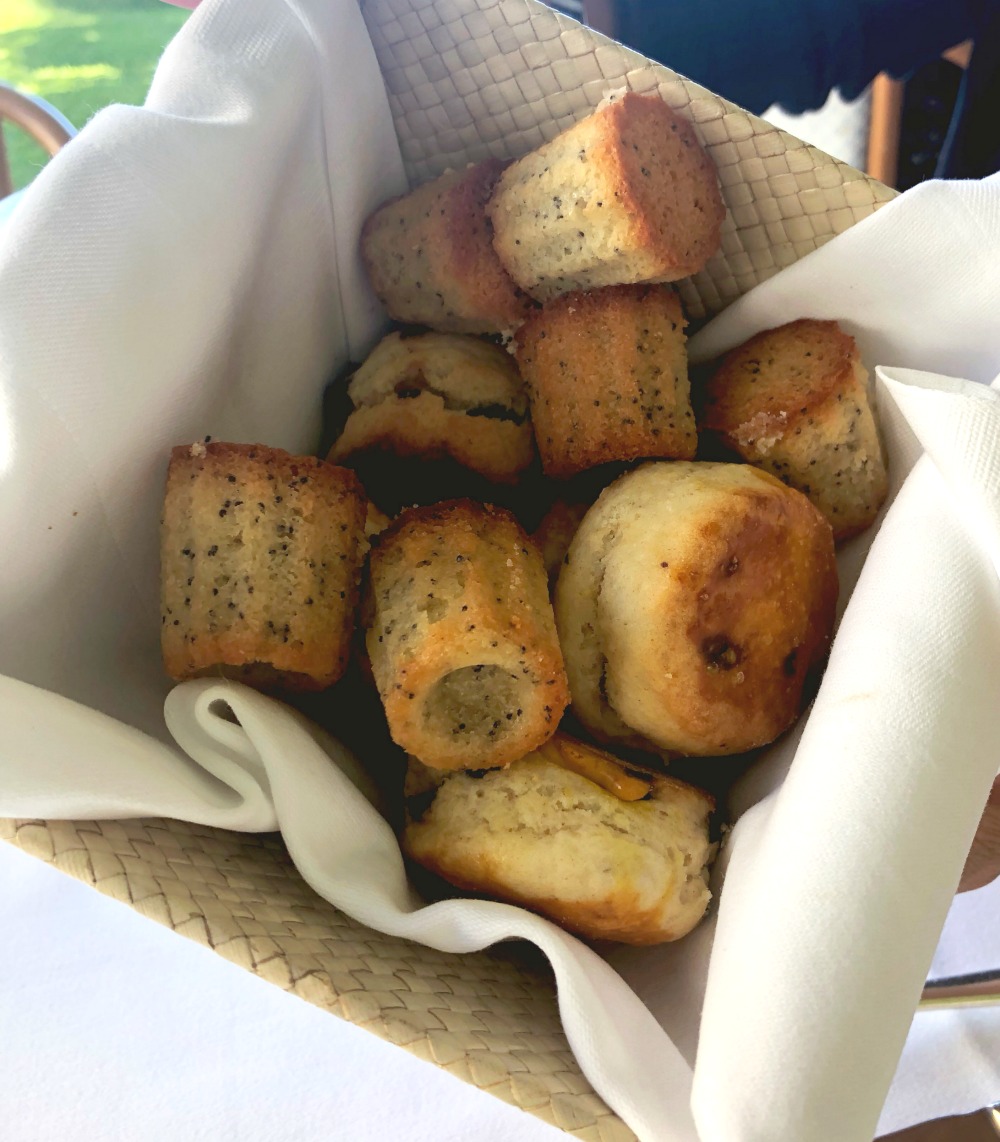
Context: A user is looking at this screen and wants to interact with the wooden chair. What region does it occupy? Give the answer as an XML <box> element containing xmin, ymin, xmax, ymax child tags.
<box><xmin>0</xmin><ymin>82</ymin><xmax>76</xmax><ymax>199</ymax></box>
<box><xmin>867</xmin><ymin>41</ymin><xmax>973</xmax><ymax>187</ymax></box>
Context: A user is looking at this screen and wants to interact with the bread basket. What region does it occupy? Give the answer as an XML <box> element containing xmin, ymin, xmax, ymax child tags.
<box><xmin>0</xmin><ymin>0</ymin><xmax>897</xmax><ymax>1136</ymax></box>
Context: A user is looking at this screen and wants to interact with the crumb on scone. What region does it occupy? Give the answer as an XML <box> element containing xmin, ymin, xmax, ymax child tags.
<box><xmin>700</xmin><ymin>318</ymin><xmax>888</xmax><ymax>541</ymax></box>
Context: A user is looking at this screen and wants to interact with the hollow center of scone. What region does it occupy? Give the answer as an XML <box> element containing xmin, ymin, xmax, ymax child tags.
<box><xmin>426</xmin><ymin>665</ymin><xmax>522</xmax><ymax>742</ymax></box>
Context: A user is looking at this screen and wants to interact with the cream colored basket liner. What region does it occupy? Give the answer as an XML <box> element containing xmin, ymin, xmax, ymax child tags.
<box><xmin>2</xmin><ymin>0</ymin><xmax>894</xmax><ymax>1137</ymax></box>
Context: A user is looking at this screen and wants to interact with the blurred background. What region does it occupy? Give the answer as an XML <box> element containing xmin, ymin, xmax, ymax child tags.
<box><xmin>0</xmin><ymin>0</ymin><xmax>977</xmax><ymax>196</ymax></box>
<box><xmin>2</xmin><ymin>0</ymin><xmax>185</xmax><ymax>191</ymax></box>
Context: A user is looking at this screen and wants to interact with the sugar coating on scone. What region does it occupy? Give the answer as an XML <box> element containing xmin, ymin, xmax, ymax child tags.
<box><xmin>366</xmin><ymin>500</ymin><xmax>569</xmax><ymax>770</ymax></box>
<box><xmin>361</xmin><ymin>160</ymin><xmax>533</xmax><ymax>335</ymax></box>
<box><xmin>515</xmin><ymin>284</ymin><xmax>695</xmax><ymax>477</ymax></box>
<box><xmin>555</xmin><ymin>461</ymin><xmax>838</xmax><ymax>755</ymax></box>
<box><xmin>161</xmin><ymin>442</ymin><xmax>366</xmax><ymax>690</ymax></box>
<box><xmin>700</xmin><ymin>319</ymin><xmax>888</xmax><ymax>541</ymax></box>
<box><xmin>403</xmin><ymin>735</ymin><xmax>714</xmax><ymax>944</ymax></box>
<box><xmin>488</xmin><ymin>93</ymin><xmax>725</xmax><ymax>302</ymax></box>
<box><xmin>329</xmin><ymin>331</ymin><xmax>534</xmax><ymax>485</ymax></box>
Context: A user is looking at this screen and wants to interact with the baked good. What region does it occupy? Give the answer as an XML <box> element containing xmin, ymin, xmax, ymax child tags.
<box><xmin>531</xmin><ymin>499</ymin><xmax>591</xmax><ymax>586</ymax></box>
<box><xmin>488</xmin><ymin>93</ymin><xmax>725</xmax><ymax>302</ymax></box>
<box><xmin>514</xmin><ymin>283</ymin><xmax>696</xmax><ymax>476</ymax></box>
<box><xmin>366</xmin><ymin>500</ymin><xmax>569</xmax><ymax>770</ymax></box>
<box><xmin>700</xmin><ymin>319</ymin><xmax>888</xmax><ymax>540</ymax></box>
<box><xmin>161</xmin><ymin>442</ymin><xmax>366</xmax><ymax>690</ymax></box>
<box><xmin>554</xmin><ymin>461</ymin><xmax>838</xmax><ymax>755</ymax></box>
<box><xmin>364</xmin><ymin>501</ymin><xmax>392</xmax><ymax>544</ymax></box>
<box><xmin>361</xmin><ymin>160</ymin><xmax>532</xmax><ymax>335</ymax></box>
<box><xmin>403</xmin><ymin>733</ymin><xmax>714</xmax><ymax>944</ymax></box>
<box><xmin>328</xmin><ymin>331</ymin><xmax>534</xmax><ymax>485</ymax></box>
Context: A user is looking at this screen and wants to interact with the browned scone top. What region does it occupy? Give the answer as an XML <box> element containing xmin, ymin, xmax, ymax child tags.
<box><xmin>361</xmin><ymin>160</ymin><xmax>533</xmax><ymax>335</ymax></box>
<box><xmin>555</xmin><ymin>462</ymin><xmax>838</xmax><ymax>755</ymax></box>
<box><xmin>403</xmin><ymin>734</ymin><xmax>714</xmax><ymax>944</ymax></box>
<box><xmin>366</xmin><ymin>500</ymin><xmax>569</xmax><ymax>770</ymax></box>
<box><xmin>701</xmin><ymin>319</ymin><xmax>889</xmax><ymax>540</ymax></box>
<box><xmin>488</xmin><ymin>93</ymin><xmax>725</xmax><ymax>302</ymax></box>
<box><xmin>161</xmin><ymin>442</ymin><xmax>367</xmax><ymax>690</ymax></box>
<box><xmin>515</xmin><ymin>283</ymin><xmax>696</xmax><ymax>477</ymax></box>
<box><xmin>329</xmin><ymin>331</ymin><xmax>534</xmax><ymax>485</ymax></box>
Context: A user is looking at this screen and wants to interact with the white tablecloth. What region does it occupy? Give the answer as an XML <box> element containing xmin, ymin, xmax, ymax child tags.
<box><xmin>2</xmin><ymin>838</ymin><xmax>997</xmax><ymax>1139</ymax></box>
<box><xmin>0</xmin><ymin>843</ymin><xmax>565</xmax><ymax>1142</ymax></box>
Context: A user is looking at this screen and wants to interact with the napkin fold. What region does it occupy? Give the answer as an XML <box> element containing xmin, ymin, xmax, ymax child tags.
<box><xmin>1</xmin><ymin>0</ymin><xmax>1000</xmax><ymax>1139</ymax></box>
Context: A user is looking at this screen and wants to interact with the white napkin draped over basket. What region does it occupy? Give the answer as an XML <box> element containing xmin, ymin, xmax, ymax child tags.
<box><xmin>1</xmin><ymin>0</ymin><xmax>999</xmax><ymax>1138</ymax></box>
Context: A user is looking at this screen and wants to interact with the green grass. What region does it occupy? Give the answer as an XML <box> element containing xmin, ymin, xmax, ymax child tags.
<box><xmin>2</xmin><ymin>0</ymin><xmax>188</xmax><ymax>190</ymax></box>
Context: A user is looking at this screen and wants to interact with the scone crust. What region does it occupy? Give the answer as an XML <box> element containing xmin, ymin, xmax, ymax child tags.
<box><xmin>404</xmin><ymin>741</ymin><xmax>714</xmax><ymax>944</ymax></box>
<box><xmin>361</xmin><ymin>160</ymin><xmax>532</xmax><ymax>334</ymax></box>
<box><xmin>515</xmin><ymin>283</ymin><xmax>695</xmax><ymax>476</ymax></box>
<box><xmin>701</xmin><ymin>319</ymin><xmax>889</xmax><ymax>539</ymax></box>
<box><xmin>555</xmin><ymin>462</ymin><xmax>838</xmax><ymax>754</ymax></box>
<box><xmin>367</xmin><ymin>500</ymin><xmax>569</xmax><ymax>770</ymax></box>
<box><xmin>161</xmin><ymin>442</ymin><xmax>366</xmax><ymax>690</ymax></box>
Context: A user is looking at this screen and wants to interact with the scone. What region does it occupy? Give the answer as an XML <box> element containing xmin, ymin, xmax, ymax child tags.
<box><xmin>403</xmin><ymin>733</ymin><xmax>714</xmax><ymax>944</ymax></box>
<box><xmin>361</xmin><ymin>160</ymin><xmax>532</xmax><ymax>334</ymax></box>
<box><xmin>488</xmin><ymin>93</ymin><xmax>725</xmax><ymax>302</ymax></box>
<box><xmin>555</xmin><ymin>462</ymin><xmax>838</xmax><ymax>755</ymax></box>
<box><xmin>328</xmin><ymin>331</ymin><xmax>534</xmax><ymax>485</ymax></box>
<box><xmin>161</xmin><ymin>442</ymin><xmax>366</xmax><ymax>690</ymax></box>
<box><xmin>366</xmin><ymin>500</ymin><xmax>569</xmax><ymax>770</ymax></box>
<box><xmin>514</xmin><ymin>283</ymin><xmax>696</xmax><ymax>476</ymax></box>
<box><xmin>700</xmin><ymin>319</ymin><xmax>888</xmax><ymax>540</ymax></box>
<box><xmin>531</xmin><ymin>499</ymin><xmax>591</xmax><ymax>586</ymax></box>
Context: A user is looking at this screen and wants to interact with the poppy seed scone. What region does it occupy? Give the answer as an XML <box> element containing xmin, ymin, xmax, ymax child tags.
<box><xmin>403</xmin><ymin>734</ymin><xmax>714</xmax><ymax>945</ymax></box>
<box><xmin>161</xmin><ymin>442</ymin><xmax>366</xmax><ymax>690</ymax></box>
<box><xmin>328</xmin><ymin>331</ymin><xmax>534</xmax><ymax>484</ymax></box>
<box><xmin>361</xmin><ymin>160</ymin><xmax>532</xmax><ymax>335</ymax></box>
<box><xmin>515</xmin><ymin>284</ymin><xmax>695</xmax><ymax>477</ymax></box>
<box><xmin>701</xmin><ymin>319</ymin><xmax>888</xmax><ymax>540</ymax></box>
<box><xmin>555</xmin><ymin>462</ymin><xmax>838</xmax><ymax>755</ymax></box>
<box><xmin>366</xmin><ymin>500</ymin><xmax>569</xmax><ymax>771</ymax></box>
<box><xmin>487</xmin><ymin>93</ymin><xmax>725</xmax><ymax>302</ymax></box>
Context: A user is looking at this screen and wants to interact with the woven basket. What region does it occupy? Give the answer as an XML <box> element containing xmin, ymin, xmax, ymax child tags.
<box><xmin>1</xmin><ymin>0</ymin><xmax>896</xmax><ymax>1137</ymax></box>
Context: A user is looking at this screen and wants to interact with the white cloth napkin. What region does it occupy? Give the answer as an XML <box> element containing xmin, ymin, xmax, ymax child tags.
<box><xmin>1</xmin><ymin>0</ymin><xmax>999</xmax><ymax>1139</ymax></box>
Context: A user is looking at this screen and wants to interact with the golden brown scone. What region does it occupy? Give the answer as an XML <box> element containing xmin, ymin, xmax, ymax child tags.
<box><xmin>364</xmin><ymin>501</ymin><xmax>392</xmax><ymax>543</ymax></box>
<box><xmin>532</xmin><ymin>499</ymin><xmax>591</xmax><ymax>586</ymax></box>
<box><xmin>328</xmin><ymin>331</ymin><xmax>534</xmax><ymax>485</ymax></box>
<box><xmin>555</xmin><ymin>462</ymin><xmax>838</xmax><ymax>755</ymax></box>
<box><xmin>515</xmin><ymin>284</ymin><xmax>695</xmax><ymax>477</ymax></box>
<box><xmin>361</xmin><ymin>160</ymin><xmax>533</xmax><ymax>335</ymax></box>
<box><xmin>403</xmin><ymin>734</ymin><xmax>714</xmax><ymax>944</ymax></box>
<box><xmin>366</xmin><ymin>500</ymin><xmax>569</xmax><ymax>770</ymax></box>
<box><xmin>161</xmin><ymin>443</ymin><xmax>366</xmax><ymax>690</ymax></box>
<box><xmin>700</xmin><ymin>319</ymin><xmax>888</xmax><ymax>541</ymax></box>
<box><xmin>488</xmin><ymin>93</ymin><xmax>725</xmax><ymax>302</ymax></box>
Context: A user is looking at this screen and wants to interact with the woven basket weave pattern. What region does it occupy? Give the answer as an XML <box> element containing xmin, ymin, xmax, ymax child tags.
<box><xmin>0</xmin><ymin>815</ymin><xmax>633</xmax><ymax>1140</ymax></box>
<box><xmin>361</xmin><ymin>0</ymin><xmax>896</xmax><ymax>319</ymax></box>
<box><xmin>3</xmin><ymin>0</ymin><xmax>896</xmax><ymax>1137</ymax></box>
